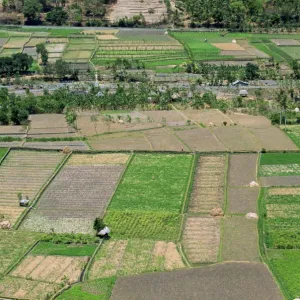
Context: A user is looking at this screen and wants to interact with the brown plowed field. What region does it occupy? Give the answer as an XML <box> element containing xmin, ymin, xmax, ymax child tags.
<box><xmin>189</xmin><ymin>155</ymin><xmax>226</xmax><ymax>213</ymax></box>
<box><xmin>24</xmin><ymin>141</ymin><xmax>89</xmax><ymax>151</ymax></box>
<box><xmin>227</xmin><ymin>187</ymin><xmax>259</xmax><ymax>214</ymax></box>
<box><xmin>144</xmin><ymin>128</ymin><xmax>189</xmax><ymax>151</ymax></box>
<box><xmin>21</xmin><ymin>164</ymin><xmax>124</xmax><ymax>233</ymax></box>
<box><xmin>89</xmin><ymin>239</ymin><xmax>184</xmax><ymax>279</ymax></box>
<box><xmin>250</xmin><ymin>127</ymin><xmax>298</xmax><ymax>150</ymax></box>
<box><xmin>213</xmin><ymin>127</ymin><xmax>261</xmax><ymax>151</ymax></box>
<box><xmin>228</xmin><ymin>113</ymin><xmax>271</xmax><ymax>129</ymax></box>
<box><xmin>221</xmin><ymin>216</ymin><xmax>260</xmax><ymax>262</ymax></box>
<box><xmin>11</xmin><ymin>255</ymin><xmax>89</xmax><ymax>284</ymax></box>
<box><xmin>180</xmin><ymin>109</ymin><xmax>233</xmax><ymax>127</ymax></box>
<box><xmin>143</xmin><ymin>110</ymin><xmax>187</xmax><ymax>126</ymax></box>
<box><xmin>68</xmin><ymin>153</ymin><xmax>129</xmax><ymax>165</ymax></box>
<box><xmin>212</xmin><ymin>43</ymin><xmax>246</xmax><ymax>51</ymax></box>
<box><xmin>0</xmin><ymin>151</ymin><xmax>64</xmax><ymax>224</ymax></box>
<box><xmin>182</xmin><ymin>217</ymin><xmax>220</xmax><ymax>264</ymax></box>
<box><xmin>175</xmin><ymin>128</ymin><xmax>227</xmax><ymax>152</ymax></box>
<box><xmin>111</xmin><ymin>262</ymin><xmax>283</xmax><ymax>300</ymax></box>
<box><xmin>88</xmin><ymin>132</ymin><xmax>151</xmax><ymax>150</ymax></box>
<box><xmin>228</xmin><ymin>154</ymin><xmax>258</xmax><ymax>187</ymax></box>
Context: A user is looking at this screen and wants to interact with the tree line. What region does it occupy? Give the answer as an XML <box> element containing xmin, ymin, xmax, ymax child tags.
<box><xmin>179</xmin><ymin>0</ymin><xmax>300</xmax><ymax>29</ymax></box>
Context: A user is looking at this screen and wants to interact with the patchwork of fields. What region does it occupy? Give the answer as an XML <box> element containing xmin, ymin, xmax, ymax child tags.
<box><xmin>1</xmin><ymin>147</ymin><xmax>300</xmax><ymax>299</ymax></box>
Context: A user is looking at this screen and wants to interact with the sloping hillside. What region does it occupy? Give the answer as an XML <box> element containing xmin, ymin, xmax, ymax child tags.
<box><xmin>107</xmin><ymin>0</ymin><xmax>167</xmax><ymax>24</ymax></box>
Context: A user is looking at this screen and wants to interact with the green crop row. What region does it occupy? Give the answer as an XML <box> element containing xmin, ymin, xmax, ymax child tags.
<box><xmin>103</xmin><ymin>210</ymin><xmax>181</xmax><ymax>241</ymax></box>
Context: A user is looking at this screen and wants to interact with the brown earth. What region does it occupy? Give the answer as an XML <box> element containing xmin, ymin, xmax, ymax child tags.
<box><xmin>143</xmin><ymin>110</ymin><xmax>187</xmax><ymax>126</ymax></box>
<box><xmin>249</xmin><ymin>127</ymin><xmax>298</xmax><ymax>150</ymax></box>
<box><xmin>67</xmin><ymin>153</ymin><xmax>129</xmax><ymax>165</ymax></box>
<box><xmin>228</xmin><ymin>154</ymin><xmax>258</xmax><ymax>187</ymax></box>
<box><xmin>110</xmin><ymin>262</ymin><xmax>283</xmax><ymax>300</ymax></box>
<box><xmin>212</xmin><ymin>127</ymin><xmax>261</xmax><ymax>151</ymax></box>
<box><xmin>221</xmin><ymin>216</ymin><xmax>260</xmax><ymax>262</ymax></box>
<box><xmin>228</xmin><ymin>113</ymin><xmax>271</xmax><ymax>129</ymax></box>
<box><xmin>212</xmin><ymin>43</ymin><xmax>246</xmax><ymax>51</ymax></box>
<box><xmin>227</xmin><ymin>187</ymin><xmax>259</xmax><ymax>214</ymax></box>
<box><xmin>175</xmin><ymin>128</ymin><xmax>227</xmax><ymax>151</ymax></box>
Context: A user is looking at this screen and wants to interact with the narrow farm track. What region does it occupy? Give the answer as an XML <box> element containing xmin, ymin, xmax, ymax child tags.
<box><xmin>182</xmin><ymin>216</ymin><xmax>220</xmax><ymax>264</ymax></box>
<box><xmin>188</xmin><ymin>155</ymin><xmax>226</xmax><ymax>213</ymax></box>
<box><xmin>0</xmin><ymin>151</ymin><xmax>64</xmax><ymax>225</ymax></box>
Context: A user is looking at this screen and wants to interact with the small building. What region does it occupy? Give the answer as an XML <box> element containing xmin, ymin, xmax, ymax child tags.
<box><xmin>239</xmin><ymin>89</ymin><xmax>248</xmax><ymax>97</ymax></box>
<box><xmin>232</xmin><ymin>80</ymin><xmax>249</xmax><ymax>86</ymax></box>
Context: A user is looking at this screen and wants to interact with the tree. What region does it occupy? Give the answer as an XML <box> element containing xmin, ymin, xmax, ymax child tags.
<box><xmin>36</xmin><ymin>43</ymin><xmax>48</xmax><ymax>65</ymax></box>
<box><xmin>245</xmin><ymin>63</ymin><xmax>259</xmax><ymax>80</ymax></box>
<box><xmin>54</xmin><ymin>59</ymin><xmax>70</xmax><ymax>80</ymax></box>
<box><xmin>46</xmin><ymin>7</ymin><xmax>68</xmax><ymax>25</ymax></box>
<box><xmin>23</xmin><ymin>0</ymin><xmax>42</xmax><ymax>23</ymax></box>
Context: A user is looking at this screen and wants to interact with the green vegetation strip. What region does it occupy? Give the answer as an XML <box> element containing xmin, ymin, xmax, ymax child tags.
<box><xmin>56</xmin><ymin>277</ymin><xmax>116</xmax><ymax>300</ymax></box>
<box><xmin>283</xmin><ymin>126</ymin><xmax>300</xmax><ymax>149</ymax></box>
<box><xmin>0</xmin><ymin>148</ymin><xmax>9</xmax><ymax>164</ymax></box>
<box><xmin>30</xmin><ymin>242</ymin><xmax>97</xmax><ymax>256</ymax></box>
<box><xmin>260</xmin><ymin>153</ymin><xmax>300</xmax><ymax>165</ymax></box>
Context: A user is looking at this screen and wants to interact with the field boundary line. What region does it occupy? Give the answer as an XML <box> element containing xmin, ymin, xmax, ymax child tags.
<box><xmin>218</xmin><ymin>217</ymin><xmax>224</xmax><ymax>262</ymax></box>
<box><xmin>82</xmin><ymin>239</ymin><xmax>104</xmax><ymax>281</ymax></box>
<box><xmin>4</xmin><ymin>240</ymin><xmax>40</xmax><ymax>276</ymax></box>
<box><xmin>257</xmin><ymin>187</ymin><xmax>291</xmax><ymax>299</ymax></box>
<box><xmin>14</xmin><ymin>152</ymin><xmax>72</xmax><ymax>230</ymax></box>
<box><xmin>143</xmin><ymin>133</ymin><xmax>153</xmax><ymax>150</ymax></box>
<box><xmin>223</xmin><ymin>154</ymin><xmax>229</xmax><ymax>213</ymax></box>
<box><xmin>0</xmin><ymin>147</ymin><xmax>10</xmax><ymax>165</ymax></box>
<box><xmin>209</xmin><ymin>127</ymin><xmax>230</xmax><ymax>151</ymax></box>
<box><xmin>177</xmin><ymin>242</ymin><xmax>191</xmax><ymax>267</ymax></box>
<box><xmin>170</xmin><ymin>128</ymin><xmax>192</xmax><ymax>152</ymax></box>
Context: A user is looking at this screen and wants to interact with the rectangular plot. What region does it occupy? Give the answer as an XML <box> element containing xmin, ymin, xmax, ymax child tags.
<box><xmin>259</xmin><ymin>164</ymin><xmax>300</xmax><ymax>177</ymax></box>
<box><xmin>228</xmin><ymin>154</ymin><xmax>258</xmax><ymax>187</ymax></box>
<box><xmin>222</xmin><ymin>216</ymin><xmax>260</xmax><ymax>261</ymax></box>
<box><xmin>24</xmin><ymin>141</ymin><xmax>89</xmax><ymax>151</ymax></box>
<box><xmin>213</xmin><ymin>127</ymin><xmax>261</xmax><ymax>151</ymax></box>
<box><xmin>189</xmin><ymin>156</ymin><xmax>226</xmax><ymax>213</ymax></box>
<box><xmin>260</xmin><ymin>176</ymin><xmax>300</xmax><ymax>187</ymax></box>
<box><xmin>68</xmin><ymin>153</ymin><xmax>129</xmax><ymax>165</ymax></box>
<box><xmin>25</xmin><ymin>38</ymin><xmax>46</xmax><ymax>47</ymax></box>
<box><xmin>250</xmin><ymin>127</ymin><xmax>298</xmax><ymax>150</ymax></box>
<box><xmin>109</xmin><ymin>154</ymin><xmax>192</xmax><ymax>212</ymax></box>
<box><xmin>175</xmin><ymin>128</ymin><xmax>227</xmax><ymax>152</ymax></box>
<box><xmin>22</xmin><ymin>164</ymin><xmax>124</xmax><ymax>233</ymax></box>
<box><xmin>5</xmin><ymin>37</ymin><xmax>30</xmax><ymax>48</ymax></box>
<box><xmin>143</xmin><ymin>110</ymin><xmax>187</xmax><ymax>126</ymax></box>
<box><xmin>182</xmin><ymin>216</ymin><xmax>220</xmax><ymax>264</ymax></box>
<box><xmin>227</xmin><ymin>187</ymin><xmax>259</xmax><ymax>214</ymax></box>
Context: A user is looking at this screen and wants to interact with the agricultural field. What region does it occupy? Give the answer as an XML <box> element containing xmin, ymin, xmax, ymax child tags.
<box><xmin>282</xmin><ymin>125</ymin><xmax>300</xmax><ymax>148</ymax></box>
<box><xmin>188</xmin><ymin>155</ymin><xmax>226</xmax><ymax>213</ymax></box>
<box><xmin>111</xmin><ymin>262</ymin><xmax>283</xmax><ymax>300</ymax></box>
<box><xmin>0</xmin><ymin>147</ymin><xmax>7</xmax><ymax>161</ymax></box>
<box><xmin>57</xmin><ymin>277</ymin><xmax>116</xmax><ymax>300</ymax></box>
<box><xmin>261</xmin><ymin>186</ymin><xmax>300</xmax><ymax>299</ymax></box>
<box><xmin>89</xmin><ymin>239</ymin><xmax>184</xmax><ymax>279</ymax></box>
<box><xmin>0</xmin><ymin>150</ymin><xmax>64</xmax><ymax>224</ymax></box>
<box><xmin>182</xmin><ymin>216</ymin><xmax>220</xmax><ymax>264</ymax></box>
<box><xmin>259</xmin><ymin>153</ymin><xmax>300</xmax><ymax>180</ymax></box>
<box><xmin>21</xmin><ymin>154</ymin><xmax>127</xmax><ymax>234</ymax></box>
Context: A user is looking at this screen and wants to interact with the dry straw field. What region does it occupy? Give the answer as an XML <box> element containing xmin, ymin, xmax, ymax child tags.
<box><xmin>189</xmin><ymin>155</ymin><xmax>226</xmax><ymax>213</ymax></box>
<box><xmin>0</xmin><ymin>150</ymin><xmax>64</xmax><ymax>224</ymax></box>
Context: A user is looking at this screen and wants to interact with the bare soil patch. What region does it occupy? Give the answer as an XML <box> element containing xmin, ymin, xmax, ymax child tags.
<box><xmin>213</xmin><ymin>127</ymin><xmax>261</xmax><ymax>151</ymax></box>
<box><xmin>250</xmin><ymin>127</ymin><xmax>298</xmax><ymax>150</ymax></box>
<box><xmin>259</xmin><ymin>176</ymin><xmax>300</xmax><ymax>187</ymax></box>
<box><xmin>182</xmin><ymin>216</ymin><xmax>220</xmax><ymax>264</ymax></box>
<box><xmin>227</xmin><ymin>187</ymin><xmax>259</xmax><ymax>214</ymax></box>
<box><xmin>180</xmin><ymin>109</ymin><xmax>233</xmax><ymax>127</ymax></box>
<box><xmin>175</xmin><ymin>128</ymin><xmax>227</xmax><ymax>152</ymax></box>
<box><xmin>97</xmin><ymin>35</ymin><xmax>119</xmax><ymax>40</ymax></box>
<box><xmin>21</xmin><ymin>164</ymin><xmax>124</xmax><ymax>233</ymax></box>
<box><xmin>0</xmin><ymin>125</ymin><xmax>25</xmax><ymax>136</ymax></box>
<box><xmin>222</xmin><ymin>216</ymin><xmax>260</xmax><ymax>262</ymax></box>
<box><xmin>212</xmin><ymin>43</ymin><xmax>245</xmax><ymax>51</ymax></box>
<box><xmin>111</xmin><ymin>262</ymin><xmax>283</xmax><ymax>300</ymax></box>
<box><xmin>189</xmin><ymin>155</ymin><xmax>226</xmax><ymax>213</ymax></box>
<box><xmin>228</xmin><ymin>113</ymin><xmax>271</xmax><ymax>129</ymax></box>
<box><xmin>88</xmin><ymin>132</ymin><xmax>151</xmax><ymax>151</ymax></box>
<box><xmin>268</xmin><ymin>187</ymin><xmax>300</xmax><ymax>195</ymax></box>
<box><xmin>228</xmin><ymin>154</ymin><xmax>258</xmax><ymax>187</ymax></box>
<box><xmin>144</xmin><ymin>128</ymin><xmax>188</xmax><ymax>151</ymax></box>
<box><xmin>143</xmin><ymin>110</ymin><xmax>187</xmax><ymax>126</ymax></box>
<box><xmin>221</xmin><ymin>50</ymin><xmax>252</xmax><ymax>56</ymax></box>
<box><xmin>11</xmin><ymin>255</ymin><xmax>88</xmax><ymax>284</ymax></box>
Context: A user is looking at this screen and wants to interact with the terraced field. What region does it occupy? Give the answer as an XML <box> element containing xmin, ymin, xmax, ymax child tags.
<box><xmin>188</xmin><ymin>156</ymin><xmax>226</xmax><ymax>213</ymax></box>
<box><xmin>0</xmin><ymin>151</ymin><xmax>64</xmax><ymax>224</ymax></box>
<box><xmin>21</xmin><ymin>154</ymin><xmax>128</xmax><ymax>234</ymax></box>
<box><xmin>182</xmin><ymin>216</ymin><xmax>220</xmax><ymax>264</ymax></box>
<box><xmin>89</xmin><ymin>239</ymin><xmax>184</xmax><ymax>279</ymax></box>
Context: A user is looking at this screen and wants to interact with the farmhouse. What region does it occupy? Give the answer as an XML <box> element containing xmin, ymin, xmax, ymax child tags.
<box><xmin>239</xmin><ymin>90</ymin><xmax>248</xmax><ymax>97</ymax></box>
<box><xmin>232</xmin><ymin>80</ymin><xmax>249</xmax><ymax>86</ymax></box>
